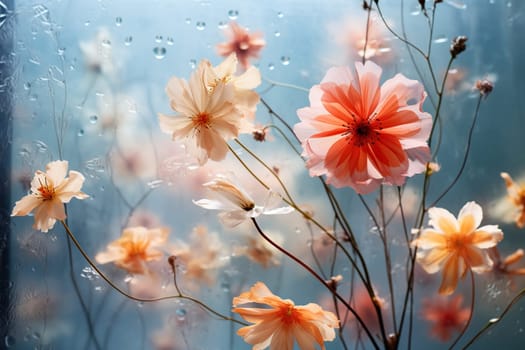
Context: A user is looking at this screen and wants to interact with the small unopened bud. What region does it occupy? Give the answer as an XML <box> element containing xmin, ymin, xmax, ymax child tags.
<box><xmin>326</xmin><ymin>274</ymin><xmax>343</xmax><ymax>291</ymax></box>
<box><xmin>475</xmin><ymin>79</ymin><xmax>494</xmax><ymax>98</ymax></box>
<box><xmin>450</xmin><ymin>36</ymin><xmax>468</xmax><ymax>58</ymax></box>
<box><xmin>252</xmin><ymin>128</ymin><xmax>267</xmax><ymax>142</ymax></box>
<box><xmin>426</xmin><ymin>162</ymin><xmax>441</xmax><ymax>176</ymax></box>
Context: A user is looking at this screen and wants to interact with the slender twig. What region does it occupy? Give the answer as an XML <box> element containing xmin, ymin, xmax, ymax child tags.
<box><xmin>448</xmin><ymin>269</ymin><xmax>476</xmax><ymax>349</ymax></box>
<box><xmin>430</xmin><ymin>94</ymin><xmax>483</xmax><ymax>207</ymax></box>
<box><xmin>463</xmin><ymin>287</ymin><xmax>525</xmax><ymax>348</ymax></box>
<box><xmin>251</xmin><ymin>218</ymin><xmax>381</xmax><ymax>350</ymax></box>
<box><xmin>362</xmin><ymin>0</ymin><xmax>373</xmax><ymax>65</ymax></box>
<box><xmin>262</xmin><ymin>77</ymin><xmax>309</xmax><ymax>92</ymax></box>
<box><xmin>59</xmin><ymin>220</ymin><xmax>246</xmax><ymax>325</ymax></box>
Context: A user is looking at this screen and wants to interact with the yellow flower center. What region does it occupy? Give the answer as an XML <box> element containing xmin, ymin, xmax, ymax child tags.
<box><xmin>280</xmin><ymin>304</ymin><xmax>298</xmax><ymax>326</ymax></box>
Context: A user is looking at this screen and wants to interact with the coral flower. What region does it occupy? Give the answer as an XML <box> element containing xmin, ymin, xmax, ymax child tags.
<box><xmin>421</xmin><ymin>295</ymin><xmax>470</xmax><ymax>341</ymax></box>
<box><xmin>11</xmin><ymin>160</ymin><xmax>89</xmax><ymax>232</ymax></box>
<box><xmin>95</xmin><ymin>226</ymin><xmax>169</xmax><ymax>274</ymax></box>
<box><xmin>295</xmin><ymin>61</ymin><xmax>432</xmax><ymax>194</ymax></box>
<box><xmin>217</xmin><ymin>21</ymin><xmax>265</xmax><ymax>70</ymax></box>
<box><xmin>500</xmin><ymin>172</ymin><xmax>525</xmax><ymax>228</ymax></box>
<box><xmin>233</xmin><ymin>282</ymin><xmax>339</xmax><ymax>350</ymax></box>
<box><xmin>414</xmin><ymin>201</ymin><xmax>503</xmax><ymax>295</ymax></box>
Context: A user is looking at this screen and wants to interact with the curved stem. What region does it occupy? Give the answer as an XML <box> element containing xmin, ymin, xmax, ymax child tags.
<box><xmin>59</xmin><ymin>220</ymin><xmax>246</xmax><ymax>326</ymax></box>
<box><xmin>262</xmin><ymin>77</ymin><xmax>309</xmax><ymax>92</ymax></box>
<box><xmin>430</xmin><ymin>94</ymin><xmax>483</xmax><ymax>207</ymax></box>
<box><xmin>251</xmin><ymin>218</ymin><xmax>381</xmax><ymax>350</ymax></box>
<box><xmin>463</xmin><ymin>287</ymin><xmax>525</xmax><ymax>348</ymax></box>
<box><xmin>448</xmin><ymin>269</ymin><xmax>476</xmax><ymax>349</ymax></box>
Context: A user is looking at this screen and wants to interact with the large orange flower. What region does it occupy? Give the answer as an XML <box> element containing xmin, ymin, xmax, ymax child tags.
<box><xmin>414</xmin><ymin>201</ymin><xmax>503</xmax><ymax>295</ymax></box>
<box><xmin>95</xmin><ymin>226</ymin><xmax>169</xmax><ymax>274</ymax></box>
<box><xmin>233</xmin><ymin>282</ymin><xmax>339</xmax><ymax>350</ymax></box>
<box><xmin>11</xmin><ymin>160</ymin><xmax>89</xmax><ymax>232</ymax></box>
<box><xmin>295</xmin><ymin>61</ymin><xmax>432</xmax><ymax>194</ymax></box>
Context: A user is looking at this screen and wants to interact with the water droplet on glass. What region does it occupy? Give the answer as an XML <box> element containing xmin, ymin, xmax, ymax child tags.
<box><xmin>166</xmin><ymin>37</ymin><xmax>174</xmax><ymax>45</ymax></box>
<box><xmin>78</xmin><ymin>129</ymin><xmax>85</xmax><ymax>137</ymax></box>
<box><xmin>33</xmin><ymin>141</ymin><xmax>48</xmax><ymax>153</ymax></box>
<box><xmin>147</xmin><ymin>179</ymin><xmax>164</xmax><ymax>189</ymax></box>
<box><xmin>228</xmin><ymin>10</ymin><xmax>238</xmax><ymax>19</ymax></box>
<box><xmin>115</xmin><ymin>17</ymin><xmax>123</xmax><ymax>26</ymax></box>
<box><xmin>0</xmin><ymin>2</ymin><xmax>9</xmax><ymax>29</ymax></box>
<box><xmin>124</xmin><ymin>36</ymin><xmax>133</xmax><ymax>46</ymax></box>
<box><xmin>274</xmin><ymin>31</ymin><xmax>280</xmax><ymax>37</ymax></box>
<box><xmin>155</xmin><ymin>35</ymin><xmax>163</xmax><ymax>43</ymax></box>
<box><xmin>31</xmin><ymin>332</ymin><xmax>41</xmax><ymax>341</ymax></box>
<box><xmin>218</xmin><ymin>21</ymin><xmax>227</xmax><ymax>29</ymax></box>
<box><xmin>185</xmin><ymin>17</ymin><xmax>191</xmax><ymax>24</ymax></box>
<box><xmin>89</xmin><ymin>115</ymin><xmax>98</xmax><ymax>124</ymax></box>
<box><xmin>24</xmin><ymin>82</ymin><xmax>31</xmax><ymax>90</ymax></box>
<box><xmin>4</xmin><ymin>335</ymin><xmax>15</xmax><ymax>348</ymax></box>
<box><xmin>101</xmin><ymin>39</ymin><xmax>111</xmax><ymax>47</ymax></box>
<box><xmin>277</xmin><ymin>11</ymin><xmax>284</xmax><ymax>18</ymax></box>
<box><xmin>57</xmin><ymin>47</ymin><xmax>65</xmax><ymax>56</ymax></box>
<box><xmin>196</xmin><ymin>21</ymin><xmax>206</xmax><ymax>30</ymax></box>
<box><xmin>176</xmin><ymin>308</ymin><xmax>187</xmax><ymax>320</ymax></box>
<box><xmin>153</xmin><ymin>47</ymin><xmax>166</xmax><ymax>59</ymax></box>
<box><xmin>220</xmin><ymin>280</ymin><xmax>230</xmax><ymax>292</ymax></box>
<box><xmin>489</xmin><ymin>318</ymin><xmax>499</xmax><ymax>324</ymax></box>
<box><xmin>268</xmin><ymin>63</ymin><xmax>275</xmax><ymax>71</ymax></box>
<box><xmin>280</xmin><ymin>56</ymin><xmax>290</xmax><ymax>65</ymax></box>
<box><xmin>84</xmin><ymin>20</ymin><xmax>91</xmax><ymax>26</ymax></box>
<box><xmin>433</xmin><ymin>35</ymin><xmax>448</xmax><ymax>44</ymax></box>
<box><xmin>189</xmin><ymin>59</ymin><xmax>196</xmax><ymax>69</ymax></box>
<box><xmin>445</xmin><ymin>0</ymin><xmax>467</xmax><ymax>9</ymax></box>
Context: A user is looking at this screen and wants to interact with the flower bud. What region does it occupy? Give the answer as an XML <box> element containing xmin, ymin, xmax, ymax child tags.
<box><xmin>450</xmin><ymin>36</ymin><xmax>468</xmax><ymax>58</ymax></box>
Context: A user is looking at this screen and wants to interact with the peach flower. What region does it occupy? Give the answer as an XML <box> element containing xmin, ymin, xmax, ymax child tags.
<box><xmin>421</xmin><ymin>295</ymin><xmax>470</xmax><ymax>341</ymax></box>
<box><xmin>159</xmin><ymin>60</ymin><xmax>242</xmax><ymax>165</ymax></box>
<box><xmin>193</xmin><ymin>176</ymin><xmax>293</xmax><ymax>228</ymax></box>
<box><xmin>11</xmin><ymin>160</ymin><xmax>89</xmax><ymax>232</ymax></box>
<box><xmin>233</xmin><ymin>282</ymin><xmax>339</xmax><ymax>350</ymax></box>
<box><xmin>500</xmin><ymin>172</ymin><xmax>525</xmax><ymax>228</ymax></box>
<box><xmin>295</xmin><ymin>61</ymin><xmax>432</xmax><ymax>194</ymax></box>
<box><xmin>95</xmin><ymin>226</ymin><xmax>169</xmax><ymax>274</ymax></box>
<box><xmin>414</xmin><ymin>201</ymin><xmax>503</xmax><ymax>295</ymax></box>
<box><xmin>216</xmin><ymin>21</ymin><xmax>265</xmax><ymax>70</ymax></box>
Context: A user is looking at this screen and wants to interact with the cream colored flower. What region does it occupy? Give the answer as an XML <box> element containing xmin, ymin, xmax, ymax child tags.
<box><xmin>95</xmin><ymin>226</ymin><xmax>169</xmax><ymax>274</ymax></box>
<box><xmin>233</xmin><ymin>282</ymin><xmax>339</xmax><ymax>350</ymax></box>
<box><xmin>11</xmin><ymin>160</ymin><xmax>89</xmax><ymax>232</ymax></box>
<box><xmin>414</xmin><ymin>201</ymin><xmax>503</xmax><ymax>295</ymax></box>
<box><xmin>159</xmin><ymin>57</ymin><xmax>253</xmax><ymax>165</ymax></box>
<box><xmin>79</xmin><ymin>28</ymin><xmax>115</xmax><ymax>76</ymax></box>
<box><xmin>193</xmin><ymin>177</ymin><xmax>294</xmax><ymax>227</ymax></box>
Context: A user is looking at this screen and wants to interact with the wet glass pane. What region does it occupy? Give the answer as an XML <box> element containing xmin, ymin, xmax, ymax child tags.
<box><xmin>3</xmin><ymin>0</ymin><xmax>525</xmax><ymax>349</ymax></box>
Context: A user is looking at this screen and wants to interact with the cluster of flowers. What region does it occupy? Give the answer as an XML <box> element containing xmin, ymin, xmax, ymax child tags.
<box><xmin>11</xmin><ymin>14</ymin><xmax>525</xmax><ymax>350</ymax></box>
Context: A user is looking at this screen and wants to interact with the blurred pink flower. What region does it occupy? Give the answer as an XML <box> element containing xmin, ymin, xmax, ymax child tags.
<box><xmin>217</xmin><ymin>21</ymin><xmax>265</xmax><ymax>70</ymax></box>
<box><xmin>233</xmin><ymin>282</ymin><xmax>339</xmax><ymax>350</ymax></box>
<box><xmin>421</xmin><ymin>295</ymin><xmax>470</xmax><ymax>341</ymax></box>
<box><xmin>95</xmin><ymin>226</ymin><xmax>169</xmax><ymax>274</ymax></box>
<box><xmin>295</xmin><ymin>61</ymin><xmax>432</xmax><ymax>194</ymax></box>
<box><xmin>11</xmin><ymin>160</ymin><xmax>89</xmax><ymax>232</ymax></box>
<box><xmin>500</xmin><ymin>172</ymin><xmax>525</xmax><ymax>228</ymax></box>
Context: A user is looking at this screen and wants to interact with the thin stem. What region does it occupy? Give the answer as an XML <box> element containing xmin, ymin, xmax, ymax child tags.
<box><xmin>428</xmin><ymin>57</ymin><xmax>454</xmax><ymax>146</ymax></box>
<box><xmin>65</xmin><ymin>231</ymin><xmax>102</xmax><ymax>350</ymax></box>
<box><xmin>429</xmin><ymin>94</ymin><xmax>483</xmax><ymax>207</ymax></box>
<box><xmin>463</xmin><ymin>287</ymin><xmax>525</xmax><ymax>348</ymax></box>
<box><xmin>260</xmin><ymin>97</ymin><xmax>299</xmax><ymax>141</ymax></box>
<box><xmin>59</xmin><ymin>220</ymin><xmax>246</xmax><ymax>326</ymax></box>
<box><xmin>448</xmin><ymin>269</ymin><xmax>476</xmax><ymax>349</ymax></box>
<box><xmin>362</xmin><ymin>0</ymin><xmax>373</xmax><ymax>65</ymax></box>
<box><xmin>262</xmin><ymin>77</ymin><xmax>309</xmax><ymax>92</ymax></box>
<box><xmin>251</xmin><ymin>218</ymin><xmax>381</xmax><ymax>350</ymax></box>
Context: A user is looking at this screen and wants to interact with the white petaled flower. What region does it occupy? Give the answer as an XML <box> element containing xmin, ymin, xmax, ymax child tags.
<box><xmin>193</xmin><ymin>177</ymin><xmax>294</xmax><ymax>227</ymax></box>
<box><xmin>11</xmin><ymin>160</ymin><xmax>89</xmax><ymax>232</ymax></box>
<box><xmin>79</xmin><ymin>28</ymin><xmax>115</xmax><ymax>76</ymax></box>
